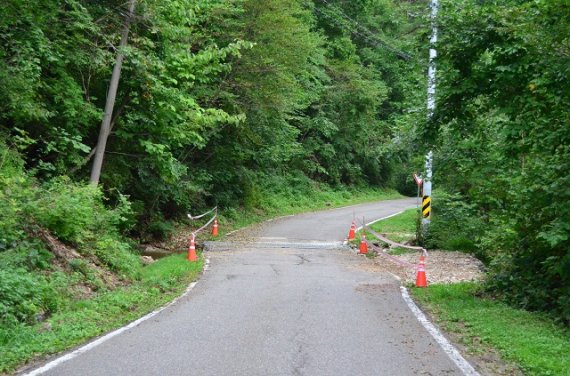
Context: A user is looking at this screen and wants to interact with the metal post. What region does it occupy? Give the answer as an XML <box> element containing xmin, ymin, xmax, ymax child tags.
<box><xmin>417</xmin><ymin>183</ymin><xmax>420</xmax><ymax>208</ymax></box>
<box><xmin>422</xmin><ymin>152</ymin><xmax>432</xmax><ymax>226</ymax></box>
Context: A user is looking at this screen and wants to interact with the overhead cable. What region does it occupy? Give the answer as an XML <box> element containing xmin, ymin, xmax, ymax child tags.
<box><xmin>311</xmin><ymin>0</ymin><xmax>413</xmax><ymax>61</ymax></box>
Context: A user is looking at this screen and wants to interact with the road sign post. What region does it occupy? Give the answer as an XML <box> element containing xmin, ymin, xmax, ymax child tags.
<box><xmin>413</xmin><ymin>173</ymin><xmax>423</xmax><ymax>208</ymax></box>
<box><xmin>422</xmin><ymin>152</ymin><xmax>433</xmax><ymax>229</ymax></box>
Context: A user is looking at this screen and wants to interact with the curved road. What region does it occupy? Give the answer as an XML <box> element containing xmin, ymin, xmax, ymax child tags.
<box><xmin>28</xmin><ymin>198</ymin><xmax>469</xmax><ymax>376</ymax></box>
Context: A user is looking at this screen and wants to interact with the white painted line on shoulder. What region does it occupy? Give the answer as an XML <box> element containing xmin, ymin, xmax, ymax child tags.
<box><xmin>24</xmin><ymin>258</ymin><xmax>211</xmax><ymax>376</ymax></box>
<box><xmin>400</xmin><ymin>286</ymin><xmax>480</xmax><ymax>376</ymax></box>
<box><xmin>331</xmin><ymin>203</ymin><xmax>360</xmax><ymax>210</ymax></box>
<box><xmin>357</xmin><ymin>210</ymin><xmax>406</xmax><ymax>231</ymax></box>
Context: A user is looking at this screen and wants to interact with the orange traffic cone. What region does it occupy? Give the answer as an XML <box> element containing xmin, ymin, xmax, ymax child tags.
<box><xmin>416</xmin><ymin>255</ymin><xmax>427</xmax><ymax>287</ymax></box>
<box><xmin>211</xmin><ymin>218</ymin><xmax>219</xmax><ymax>237</ymax></box>
<box><xmin>347</xmin><ymin>220</ymin><xmax>356</xmax><ymax>240</ymax></box>
<box><xmin>359</xmin><ymin>231</ymin><xmax>368</xmax><ymax>254</ymax></box>
<box><xmin>187</xmin><ymin>234</ymin><xmax>198</xmax><ymax>262</ymax></box>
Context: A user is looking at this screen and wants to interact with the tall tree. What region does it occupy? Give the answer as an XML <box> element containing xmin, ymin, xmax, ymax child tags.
<box><xmin>90</xmin><ymin>0</ymin><xmax>137</xmax><ymax>184</ymax></box>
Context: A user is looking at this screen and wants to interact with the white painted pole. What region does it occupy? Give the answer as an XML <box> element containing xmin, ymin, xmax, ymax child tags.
<box><xmin>423</xmin><ymin>0</ymin><xmax>438</xmax><ymax>229</ymax></box>
<box><xmin>427</xmin><ymin>0</ymin><xmax>438</xmax><ymax>117</ymax></box>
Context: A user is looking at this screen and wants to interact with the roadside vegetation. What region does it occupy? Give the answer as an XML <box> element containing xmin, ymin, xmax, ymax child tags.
<box><xmin>366</xmin><ymin>207</ymin><xmax>419</xmax><ymax>245</ymax></box>
<box><xmin>427</xmin><ymin>1</ymin><xmax>570</xmax><ymax>324</ymax></box>
<box><xmin>0</xmin><ymin>251</ymin><xmax>203</xmax><ymax>374</ymax></box>
<box><xmin>412</xmin><ymin>284</ymin><xmax>570</xmax><ymax>376</ymax></box>
<box><xmin>370</xmin><ymin>209</ymin><xmax>570</xmax><ymax>375</ymax></box>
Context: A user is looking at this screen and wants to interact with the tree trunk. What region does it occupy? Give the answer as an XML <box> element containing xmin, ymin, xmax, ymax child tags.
<box><xmin>90</xmin><ymin>0</ymin><xmax>137</xmax><ymax>185</ymax></box>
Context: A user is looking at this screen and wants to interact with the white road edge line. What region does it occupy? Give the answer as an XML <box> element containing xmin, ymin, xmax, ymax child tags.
<box><xmin>354</xmin><ymin>208</ymin><xmax>479</xmax><ymax>375</ymax></box>
<box><xmin>24</xmin><ymin>257</ymin><xmax>211</xmax><ymax>376</ymax></box>
<box><xmin>357</xmin><ymin>209</ymin><xmax>407</xmax><ymax>232</ymax></box>
<box><xmin>331</xmin><ymin>197</ymin><xmax>408</xmax><ymax>211</ymax></box>
<box><xmin>343</xmin><ymin>209</ymin><xmax>411</xmax><ymax>245</ymax></box>
<box><xmin>400</xmin><ymin>287</ymin><xmax>480</xmax><ymax>376</ymax></box>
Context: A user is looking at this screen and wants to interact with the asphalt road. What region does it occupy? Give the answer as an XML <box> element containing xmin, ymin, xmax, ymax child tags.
<box><xmin>31</xmin><ymin>197</ymin><xmax>466</xmax><ymax>375</ymax></box>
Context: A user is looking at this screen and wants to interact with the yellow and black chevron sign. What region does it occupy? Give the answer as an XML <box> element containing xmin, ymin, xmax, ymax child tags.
<box><xmin>422</xmin><ymin>195</ymin><xmax>431</xmax><ymax>219</ymax></box>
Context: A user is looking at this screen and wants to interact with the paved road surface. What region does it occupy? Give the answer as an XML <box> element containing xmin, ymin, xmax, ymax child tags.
<box><xmin>30</xmin><ymin>198</ymin><xmax>467</xmax><ymax>375</ymax></box>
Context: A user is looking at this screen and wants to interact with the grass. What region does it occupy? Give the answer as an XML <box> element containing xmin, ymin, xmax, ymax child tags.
<box><xmin>0</xmin><ymin>254</ymin><xmax>203</xmax><ymax>373</ymax></box>
<box><xmin>364</xmin><ymin>209</ymin><xmax>570</xmax><ymax>374</ymax></box>
<box><xmin>411</xmin><ymin>283</ymin><xmax>570</xmax><ymax>376</ymax></box>
<box><xmin>360</xmin><ymin>207</ymin><xmax>418</xmax><ymax>247</ymax></box>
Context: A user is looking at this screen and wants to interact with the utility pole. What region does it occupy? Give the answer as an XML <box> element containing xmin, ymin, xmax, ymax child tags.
<box><xmin>426</xmin><ymin>0</ymin><xmax>438</xmax><ymax>118</ymax></box>
<box><xmin>90</xmin><ymin>0</ymin><xmax>137</xmax><ymax>185</ymax></box>
<box><xmin>422</xmin><ymin>0</ymin><xmax>438</xmax><ymax>228</ymax></box>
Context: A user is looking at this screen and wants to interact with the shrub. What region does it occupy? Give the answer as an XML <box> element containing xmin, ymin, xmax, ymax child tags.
<box><xmin>31</xmin><ymin>177</ymin><xmax>133</xmax><ymax>246</ymax></box>
<box><xmin>424</xmin><ymin>191</ymin><xmax>484</xmax><ymax>255</ymax></box>
<box><xmin>0</xmin><ymin>141</ymin><xmax>141</xmax><ymax>327</ymax></box>
<box><xmin>0</xmin><ymin>270</ymin><xmax>56</xmax><ymax>326</ymax></box>
<box><xmin>0</xmin><ymin>144</ymin><xmax>34</xmax><ymax>247</ymax></box>
<box><xmin>146</xmin><ymin>218</ymin><xmax>175</xmax><ymax>240</ymax></box>
<box><xmin>94</xmin><ymin>236</ymin><xmax>141</xmax><ymax>279</ymax></box>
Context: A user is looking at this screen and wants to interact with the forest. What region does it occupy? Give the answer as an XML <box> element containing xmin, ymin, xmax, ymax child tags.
<box><xmin>0</xmin><ymin>0</ymin><xmax>568</xmax><ymax>348</ymax></box>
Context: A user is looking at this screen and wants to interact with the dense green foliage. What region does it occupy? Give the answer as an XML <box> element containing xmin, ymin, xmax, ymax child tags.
<box><xmin>1</xmin><ymin>141</ymin><xmax>139</xmax><ymax>326</ymax></box>
<box><xmin>423</xmin><ymin>0</ymin><xmax>570</xmax><ymax>322</ymax></box>
<box><xmin>0</xmin><ymin>0</ymin><xmax>424</xmax><ymax>235</ymax></box>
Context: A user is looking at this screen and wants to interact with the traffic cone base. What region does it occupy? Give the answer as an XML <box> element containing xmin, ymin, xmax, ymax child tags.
<box><xmin>416</xmin><ymin>256</ymin><xmax>427</xmax><ymax>287</ymax></box>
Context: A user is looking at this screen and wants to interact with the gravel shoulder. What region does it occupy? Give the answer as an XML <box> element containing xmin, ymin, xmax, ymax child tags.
<box><xmin>369</xmin><ymin>248</ymin><xmax>486</xmax><ymax>285</ymax></box>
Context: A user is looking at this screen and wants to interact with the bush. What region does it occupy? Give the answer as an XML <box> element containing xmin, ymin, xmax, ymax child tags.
<box><xmin>31</xmin><ymin>177</ymin><xmax>133</xmax><ymax>246</ymax></box>
<box><xmin>424</xmin><ymin>191</ymin><xmax>484</xmax><ymax>255</ymax></box>
<box><xmin>393</xmin><ymin>169</ymin><xmax>417</xmax><ymax>197</ymax></box>
<box><xmin>146</xmin><ymin>218</ymin><xmax>175</xmax><ymax>240</ymax></box>
<box><xmin>0</xmin><ymin>141</ymin><xmax>141</xmax><ymax>326</ymax></box>
<box><xmin>0</xmin><ymin>145</ymin><xmax>35</xmax><ymax>247</ymax></box>
<box><xmin>0</xmin><ymin>270</ymin><xmax>56</xmax><ymax>326</ymax></box>
<box><xmin>94</xmin><ymin>236</ymin><xmax>141</xmax><ymax>279</ymax></box>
